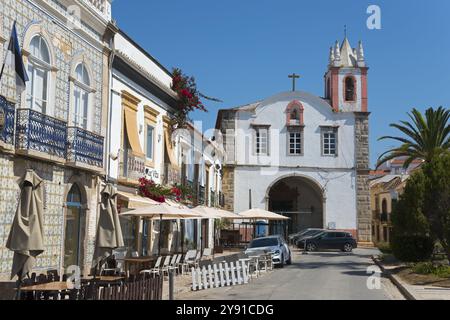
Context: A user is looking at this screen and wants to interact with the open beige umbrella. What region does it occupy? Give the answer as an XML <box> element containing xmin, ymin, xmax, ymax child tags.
<box><xmin>92</xmin><ymin>184</ymin><xmax>124</xmax><ymax>273</ymax></box>
<box><xmin>239</xmin><ymin>208</ymin><xmax>290</xmax><ymax>240</ymax></box>
<box><xmin>238</xmin><ymin>208</ymin><xmax>290</xmax><ymax>220</ymax></box>
<box><xmin>121</xmin><ymin>202</ymin><xmax>202</xmax><ymax>255</ymax></box>
<box><xmin>6</xmin><ymin>170</ymin><xmax>45</xmax><ymax>282</ymax></box>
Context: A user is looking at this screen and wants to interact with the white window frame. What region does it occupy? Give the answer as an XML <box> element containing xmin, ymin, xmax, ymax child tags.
<box><xmin>254</xmin><ymin>127</ymin><xmax>269</xmax><ymax>156</ymax></box>
<box><xmin>288</xmin><ymin>129</ymin><xmax>303</xmax><ymax>156</ymax></box>
<box><xmin>70</xmin><ymin>62</ymin><xmax>95</xmax><ymax>131</ymax></box>
<box><xmin>322</xmin><ymin>127</ymin><xmax>338</xmax><ymax>156</ymax></box>
<box><xmin>145</xmin><ymin>124</ymin><xmax>155</xmax><ymax>161</ymax></box>
<box><xmin>26</xmin><ymin>37</ymin><xmax>52</xmax><ymax>114</ymax></box>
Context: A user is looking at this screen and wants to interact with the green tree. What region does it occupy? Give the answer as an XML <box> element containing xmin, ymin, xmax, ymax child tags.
<box><xmin>390</xmin><ymin>171</ymin><xmax>434</xmax><ymax>262</ymax></box>
<box><xmin>377</xmin><ymin>107</ymin><xmax>450</xmax><ymax>168</ymax></box>
<box><xmin>422</xmin><ymin>152</ymin><xmax>450</xmax><ymax>264</ymax></box>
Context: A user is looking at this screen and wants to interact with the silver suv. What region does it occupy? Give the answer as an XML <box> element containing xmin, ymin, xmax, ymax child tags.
<box><xmin>245</xmin><ymin>235</ymin><xmax>292</xmax><ymax>267</ymax></box>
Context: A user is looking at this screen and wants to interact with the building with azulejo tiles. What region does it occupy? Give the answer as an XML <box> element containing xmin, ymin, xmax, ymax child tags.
<box><xmin>0</xmin><ymin>0</ymin><xmax>115</xmax><ymax>280</ymax></box>
<box><xmin>0</xmin><ymin>0</ymin><xmax>225</xmax><ymax>287</ymax></box>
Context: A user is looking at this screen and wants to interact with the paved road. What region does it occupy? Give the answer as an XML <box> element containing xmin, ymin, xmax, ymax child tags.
<box><xmin>178</xmin><ymin>248</ymin><xmax>403</xmax><ymax>300</ymax></box>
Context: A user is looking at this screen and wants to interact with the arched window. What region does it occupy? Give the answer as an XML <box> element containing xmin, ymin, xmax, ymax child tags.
<box><xmin>64</xmin><ymin>184</ymin><xmax>84</xmax><ymax>268</ymax></box>
<box><xmin>73</xmin><ymin>64</ymin><xmax>90</xmax><ymax>129</ymax></box>
<box><xmin>291</xmin><ymin>109</ymin><xmax>299</xmax><ymax>121</ymax></box>
<box><xmin>286</xmin><ymin>100</ymin><xmax>304</xmax><ymax>126</ymax></box>
<box><xmin>345</xmin><ymin>77</ymin><xmax>355</xmax><ymax>102</ymax></box>
<box><xmin>26</xmin><ymin>35</ymin><xmax>51</xmax><ymax>113</ymax></box>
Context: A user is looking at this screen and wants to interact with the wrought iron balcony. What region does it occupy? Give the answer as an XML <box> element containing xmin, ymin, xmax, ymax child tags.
<box><xmin>15</xmin><ymin>108</ymin><xmax>67</xmax><ymax>160</ymax></box>
<box><xmin>198</xmin><ymin>185</ymin><xmax>206</xmax><ymax>205</ymax></box>
<box><xmin>67</xmin><ymin>126</ymin><xmax>104</xmax><ymax>169</ymax></box>
<box><xmin>210</xmin><ymin>189</ymin><xmax>216</xmax><ymax>207</ymax></box>
<box><xmin>0</xmin><ymin>96</ymin><xmax>15</xmax><ymax>148</ymax></box>
<box><xmin>119</xmin><ymin>149</ymin><xmax>146</xmax><ymax>183</ymax></box>
<box><xmin>162</xmin><ymin>163</ymin><xmax>181</xmax><ymax>186</ymax></box>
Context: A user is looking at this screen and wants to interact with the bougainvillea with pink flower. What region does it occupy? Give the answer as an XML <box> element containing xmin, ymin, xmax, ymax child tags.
<box><xmin>138</xmin><ymin>177</ymin><xmax>194</xmax><ymax>204</ymax></box>
<box><xmin>171</xmin><ymin>68</ymin><xmax>207</xmax><ymax>128</ymax></box>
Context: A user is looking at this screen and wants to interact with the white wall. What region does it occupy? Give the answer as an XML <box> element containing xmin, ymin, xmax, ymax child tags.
<box><xmin>233</xmin><ymin>167</ymin><xmax>357</xmax><ymax>231</ymax></box>
<box><xmin>230</xmin><ymin>91</ymin><xmax>358</xmax><ymax>231</ymax></box>
<box><xmin>234</xmin><ymin>91</ymin><xmax>356</xmax><ymax>169</ymax></box>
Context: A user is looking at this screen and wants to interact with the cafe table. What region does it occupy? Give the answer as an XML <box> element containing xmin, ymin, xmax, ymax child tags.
<box><xmin>124</xmin><ymin>256</ymin><xmax>156</xmax><ymax>275</ymax></box>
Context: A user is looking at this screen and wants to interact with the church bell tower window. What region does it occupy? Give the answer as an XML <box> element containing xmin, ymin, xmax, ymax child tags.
<box><xmin>345</xmin><ymin>77</ymin><xmax>356</xmax><ymax>102</ymax></box>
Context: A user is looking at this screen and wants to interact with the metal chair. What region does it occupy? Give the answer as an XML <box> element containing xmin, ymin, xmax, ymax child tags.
<box><xmin>140</xmin><ymin>256</ymin><xmax>163</xmax><ymax>276</ymax></box>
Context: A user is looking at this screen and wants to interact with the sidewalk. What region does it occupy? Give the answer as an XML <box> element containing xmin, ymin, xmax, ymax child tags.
<box><xmin>373</xmin><ymin>256</ymin><xmax>450</xmax><ymax>300</ymax></box>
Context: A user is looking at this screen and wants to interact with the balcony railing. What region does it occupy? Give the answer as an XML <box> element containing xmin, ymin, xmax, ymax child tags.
<box><xmin>15</xmin><ymin>108</ymin><xmax>67</xmax><ymax>159</ymax></box>
<box><xmin>67</xmin><ymin>126</ymin><xmax>104</xmax><ymax>168</ymax></box>
<box><xmin>218</xmin><ymin>191</ymin><xmax>225</xmax><ymax>208</ymax></box>
<box><xmin>210</xmin><ymin>190</ymin><xmax>216</xmax><ymax>207</ymax></box>
<box><xmin>119</xmin><ymin>149</ymin><xmax>146</xmax><ymax>183</ymax></box>
<box><xmin>162</xmin><ymin>163</ymin><xmax>181</xmax><ymax>186</ymax></box>
<box><xmin>84</xmin><ymin>0</ymin><xmax>112</xmax><ymax>21</ymax></box>
<box><xmin>0</xmin><ymin>96</ymin><xmax>15</xmax><ymax>146</ymax></box>
<box><xmin>198</xmin><ymin>184</ymin><xmax>205</xmax><ymax>205</ymax></box>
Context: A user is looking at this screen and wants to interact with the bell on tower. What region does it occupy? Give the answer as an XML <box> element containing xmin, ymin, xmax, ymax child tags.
<box><xmin>324</xmin><ymin>34</ymin><xmax>368</xmax><ymax>113</ymax></box>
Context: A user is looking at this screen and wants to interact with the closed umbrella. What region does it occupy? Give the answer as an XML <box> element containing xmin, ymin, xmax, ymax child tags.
<box><xmin>6</xmin><ymin>170</ymin><xmax>45</xmax><ymax>298</ymax></box>
<box><xmin>92</xmin><ymin>184</ymin><xmax>124</xmax><ymax>274</ymax></box>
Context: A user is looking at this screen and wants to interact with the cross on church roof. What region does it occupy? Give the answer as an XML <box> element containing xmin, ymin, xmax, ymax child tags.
<box><xmin>288</xmin><ymin>73</ymin><xmax>300</xmax><ymax>92</ymax></box>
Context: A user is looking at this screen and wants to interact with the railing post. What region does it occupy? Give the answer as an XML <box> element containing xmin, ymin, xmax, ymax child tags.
<box><xmin>168</xmin><ymin>269</ymin><xmax>174</xmax><ymax>300</ymax></box>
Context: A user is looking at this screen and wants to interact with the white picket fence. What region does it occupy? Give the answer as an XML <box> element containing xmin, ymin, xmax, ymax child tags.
<box><xmin>191</xmin><ymin>260</ymin><xmax>249</xmax><ymax>291</ymax></box>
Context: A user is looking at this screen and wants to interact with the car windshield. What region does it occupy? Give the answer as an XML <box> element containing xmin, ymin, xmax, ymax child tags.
<box><xmin>249</xmin><ymin>238</ymin><xmax>278</xmax><ymax>248</ymax></box>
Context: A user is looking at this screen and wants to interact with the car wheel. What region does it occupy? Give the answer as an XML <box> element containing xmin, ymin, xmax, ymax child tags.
<box><xmin>279</xmin><ymin>254</ymin><xmax>284</xmax><ymax>268</ymax></box>
<box><xmin>306</xmin><ymin>243</ymin><xmax>317</xmax><ymax>252</ymax></box>
<box><xmin>286</xmin><ymin>252</ymin><xmax>292</xmax><ymax>265</ymax></box>
<box><xmin>343</xmin><ymin>243</ymin><xmax>353</xmax><ymax>252</ymax></box>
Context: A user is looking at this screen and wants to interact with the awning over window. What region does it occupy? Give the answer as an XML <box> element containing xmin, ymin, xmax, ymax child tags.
<box><xmin>117</xmin><ymin>191</ymin><xmax>159</xmax><ymax>209</ymax></box>
<box><xmin>164</xmin><ymin>129</ymin><xmax>178</xmax><ymax>166</ymax></box>
<box><xmin>124</xmin><ymin>108</ymin><xmax>144</xmax><ymax>156</ymax></box>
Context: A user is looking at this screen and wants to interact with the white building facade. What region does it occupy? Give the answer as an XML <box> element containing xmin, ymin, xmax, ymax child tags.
<box><xmin>217</xmin><ymin>37</ymin><xmax>371</xmax><ymax>242</ymax></box>
<box><xmin>107</xmin><ymin>31</ymin><xmax>222</xmax><ymax>255</ymax></box>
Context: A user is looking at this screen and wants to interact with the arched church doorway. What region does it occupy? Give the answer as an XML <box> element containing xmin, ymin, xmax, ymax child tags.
<box><xmin>268</xmin><ymin>176</ymin><xmax>324</xmax><ymax>234</ymax></box>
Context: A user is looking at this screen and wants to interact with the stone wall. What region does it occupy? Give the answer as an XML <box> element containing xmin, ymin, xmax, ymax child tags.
<box><xmin>221</xmin><ymin>166</ymin><xmax>235</xmax><ymax>212</ymax></box>
<box><xmin>354</xmin><ymin>112</ymin><xmax>372</xmax><ymax>243</ymax></box>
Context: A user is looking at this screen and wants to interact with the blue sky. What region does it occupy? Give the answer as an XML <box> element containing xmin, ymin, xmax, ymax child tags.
<box><xmin>112</xmin><ymin>0</ymin><xmax>450</xmax><ymax>167</ymax></box>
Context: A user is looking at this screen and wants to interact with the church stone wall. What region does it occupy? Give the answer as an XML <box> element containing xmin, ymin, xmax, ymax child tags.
<box><xmin>221</xmin><ymin>166</ymin><xmax>235</xmax><ymax>212</ymax></box>
<box><xmin>355</xmin><ymin>112</ymin><xmax>372</xmax><ymax>243</ymax></box>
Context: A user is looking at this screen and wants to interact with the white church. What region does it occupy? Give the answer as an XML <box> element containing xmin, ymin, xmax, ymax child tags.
<box><xmin>216</xmin><ymin>36</ymin><xmax>372</xmax><ymax>243</ymax></box>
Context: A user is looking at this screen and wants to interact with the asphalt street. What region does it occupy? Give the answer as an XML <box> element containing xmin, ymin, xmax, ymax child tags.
<box><xmin>178</xmin><ymin>248</ymin><xmax>404</xmax><ymax>300</ymax></box>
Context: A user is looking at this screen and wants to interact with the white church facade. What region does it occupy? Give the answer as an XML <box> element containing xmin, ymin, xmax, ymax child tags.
<box><xmin>216</xmin><ymin>36</ymin><xmax>372</xmax><ymax>243</ymax></box>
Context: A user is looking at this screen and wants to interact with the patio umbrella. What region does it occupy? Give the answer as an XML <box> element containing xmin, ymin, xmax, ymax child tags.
<box><xmin>121</xmin><ymin>202</ymin><xmax>202</xmax><ymax>255</ymax></box>
<box><xmin>92</xmin><ymin>184</ymin><xmax>124</xmax><ymax>273</ymax></box>
<box><xmin>6</xmin><ymin>169</ymin><xmax>45</xmax><ymax>297</ymax></box>
<box><xmin>238</xmin><ymin>208</ymin><xmax>290</xmax><ymax>221</ymax></box>
<box><xmin>238</xmin><ymin>208</ymin><xmax>290</xmax><ymax>239</ymax></box>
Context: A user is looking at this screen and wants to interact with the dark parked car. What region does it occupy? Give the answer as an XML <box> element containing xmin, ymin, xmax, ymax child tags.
<box><xmin>297</xmin><ymin>231</ymin><xmax>357</xmax><ymax>252</ymax></box>
<box><xmin>292</xmin><ymin>228</ymin><xmax>324</xmax><ymax>246</ymax></box>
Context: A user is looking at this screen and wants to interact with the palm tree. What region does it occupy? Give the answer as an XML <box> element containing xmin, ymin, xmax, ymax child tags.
<box><xmin>377</xmin><ymin>107</ymin><xmax>450</xmax><ymax>168</ymax></box>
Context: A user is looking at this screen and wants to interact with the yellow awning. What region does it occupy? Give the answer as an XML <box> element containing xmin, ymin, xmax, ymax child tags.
<box><xmin>117</xmin><ymin>191</ymin><xmax>159</xmax><ymax>208</ymax></box>
<box><xmin>164</xmin><ymin>129</ymin><xmax>178</xmax><ymax>166</ymax></box>
<box><xmin>124</xmin><ymin>108</ymin><xmax>144</xmax><ymax>156</ymax></box>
